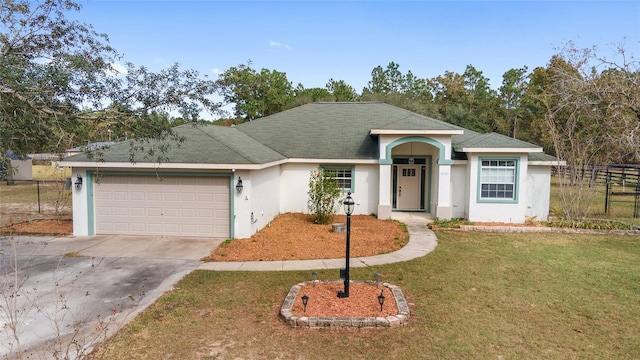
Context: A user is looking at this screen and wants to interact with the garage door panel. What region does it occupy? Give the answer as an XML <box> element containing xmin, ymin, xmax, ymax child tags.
<box><xmin>214</xmin><ymin>193</ymin><xmax>228</xmax><ymax>202</ymax></box>
<box><xmin>118</xmin><ymin>222</ymin><xmax>134</xmax><ymax>232</ymax></box>
<box><xmin>96</xmin><ymin>206</ymin><xmax>112</xmax><ymax>216</ymax></box>
<box><xmin>131</xmin><ymin>207</ymin><xmax>146</xmax><ymax>216</ymax></box>
<box><xmin>95</xmin><ymin>175</ymin><xmax>229</xmax><ymax>237</ymax></box>
<box><xmin>163</xmin><ymin>208</ymin><xmax>179</xmax><ymax>217</ymax></box>
<box><xmin>130</xmin><ymin>191</ymin><xmax>145</xmax><ymax>201</ymax></box>
<box><xmin>198</xmin><ymin>224</ymin><xmax>214</xmax><ymax>233</ymax></box>
<box><xmin>164</xmin><ymin>223</ymin><xmax>180</xmax><ymax>233</ymax></box>
<box><xmin>198</xmin><ymin>209</ymin><xmax>214</xmax><ymax>218</ymax></box>
<box><xmin>164</xmin><ymin>192</ymin><xmax>179</xmax><ymax>202</ymax></box>
<box><xmin>181</xmin><ymin>224</ymin><xmax>196</xmax><ymax>233</ymax></box>
<box><xmin>181</xmin><ymin>208</ymin><xmax>196</xmax><ymax>217</ymax></box>
<box><xmin>113</xmin><ymin>207</ymin><xmax>129</xmax><ymax>216</ymax></box>
<box><xmin>181</xmin><ymin>193</ymin><xmax>196</xmax><ymax>202</ymax></box>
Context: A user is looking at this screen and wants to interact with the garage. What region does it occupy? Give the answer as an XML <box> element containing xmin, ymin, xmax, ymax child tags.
<box><xmin>94</xmin><ymin>175</ymin><xmax>230</xmax><ymax>238</ymax></box>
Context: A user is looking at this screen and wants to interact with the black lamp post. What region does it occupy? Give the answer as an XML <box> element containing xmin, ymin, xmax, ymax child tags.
<box><xmin>337</xmin><ymin>192</ymin><xmax>355</xmax><ymax>298</ymax></box>
<box><xmin>378</xmin><ymin>290</ymin><xmax>385</xmax><ymax>312</ymax></box>
<box><xmin>301</xmin><ymin>294</ymin><xmax>309</xmax><ymax>314</ymax></box>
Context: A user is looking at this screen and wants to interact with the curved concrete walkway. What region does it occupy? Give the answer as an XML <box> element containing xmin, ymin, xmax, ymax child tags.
<box><xmin>198</xmin><ymin>215</ymin><xmax>438</xmax><ymax>271</ymax></box>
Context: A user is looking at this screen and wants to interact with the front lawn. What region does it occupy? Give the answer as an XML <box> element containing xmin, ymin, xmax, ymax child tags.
<box><xmin>95</xmin><ymin>231</ymin><xmax>640</xmax><ymax>359</ymax></box>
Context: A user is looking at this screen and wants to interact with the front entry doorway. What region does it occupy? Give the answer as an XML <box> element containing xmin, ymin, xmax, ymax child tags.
<box><xmin>392</xmin><ymin>157</ymin><xmax>430</xmax><ymax>211</ymax></box>
<box><xmin>396</xmin><ymin>165</ymin><xmax>421</xmax><ymax>209</ymax></box>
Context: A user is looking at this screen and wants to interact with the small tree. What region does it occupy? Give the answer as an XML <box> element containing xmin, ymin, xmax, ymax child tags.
<box><xmin>307</xmin><ymin>169</ymin><xmax>341</xmax><ymax>224</ymax></box>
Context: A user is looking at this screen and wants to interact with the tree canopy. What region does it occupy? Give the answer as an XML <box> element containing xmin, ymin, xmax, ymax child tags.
<box><xmin>2</xmin><ymin>1</ymin><xmax>639</xmax><ymax>221</ymax></box>
<box><xmin>1</xmin><ymin>0</ymin><xmax>219</xmax><ymax>171</ymax></box>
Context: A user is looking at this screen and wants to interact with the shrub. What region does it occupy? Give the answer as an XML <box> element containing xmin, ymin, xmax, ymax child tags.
<box><xmin>428</xmin><ymin>217</ymin><xmax>471</xmax><ymax>229</ymax></box>
<box><xmin>307</xmin><ymin>168</ymin><xmax>341</xmax><ymax>224</ymax></box>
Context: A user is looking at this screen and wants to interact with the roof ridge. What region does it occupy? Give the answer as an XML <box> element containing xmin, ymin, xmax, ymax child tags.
<box><xmin>194</xmin><ymin>126</ymin><xmax>259</xmax><ymax>163</ymax></box>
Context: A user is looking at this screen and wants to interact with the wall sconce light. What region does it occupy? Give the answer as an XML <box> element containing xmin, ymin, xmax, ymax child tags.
<box><xmin>74</xmin><ymin>175</ymin><xmax>83</xmax><ymax>191</ymax></box>
<box><xmin>235</xmin><ymin>177</ymin><xmax>243</xmax><ymax>193</ymax></box>
<box><xmin>378</xmin><ymin>290</ymin><xmax>385</xmax><ymax>312</ymax></box>
<box><xmin>301</xmin><ymin>294</ymin><xmax>309</xmax><ymax>314</ymax></box>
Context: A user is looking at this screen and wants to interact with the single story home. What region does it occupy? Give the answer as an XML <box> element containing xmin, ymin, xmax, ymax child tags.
<box><xmin>61</xmin><ymin>102</ymin><xmax>559</xmax><ymax>238</ymax></box>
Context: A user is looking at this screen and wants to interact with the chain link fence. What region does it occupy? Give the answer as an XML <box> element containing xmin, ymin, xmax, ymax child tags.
<box><xmin>0</xmin><ymin>180</ymin><xmax>72</xmax><ymax>224</ymax></box>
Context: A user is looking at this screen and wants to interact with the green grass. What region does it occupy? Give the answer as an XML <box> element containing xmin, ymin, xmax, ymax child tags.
<box><xmin>549</xmin><ymin>177</ymin><xmax>640</xmax><ymax>226</ymax></box>
<box><xmin>96</xmin><ymin>231</ymin><xmax>640</xmax><ymax>359</ymax></box>
<box><xmin>32</xmin><ymin>164</ymin><xmax>72</xmax><ymax>181</ymax></box>
<box><xmin>0</xmin><ymin>165</ymin><xmax>72</xmax><ymax>225</ymax></box>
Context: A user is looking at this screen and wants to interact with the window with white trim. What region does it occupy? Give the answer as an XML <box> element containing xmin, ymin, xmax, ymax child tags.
<box><xmin>322</xmin><ymin>166</ymin><xmax>353</xmax><ymax>192</ymax></box>
<box><xmin>480</xmin><ymin>160</ymin><xmax>516</xmax><ymax>200</ymax></box>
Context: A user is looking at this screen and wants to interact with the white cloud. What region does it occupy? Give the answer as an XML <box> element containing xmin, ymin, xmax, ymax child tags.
<box><xmin>211</xmin><ymin>67</ymin><xmax>223</xmax><ymax>75</ymax></box>
<box><xmin>107</xmin><ymin>61</ymin><xmax>128</xmax><ymax>76</ymax></box>
<box><xmin>269</xmin><ymin>40</ymin><xmax>291</xmax><ymax>50</ymax></box>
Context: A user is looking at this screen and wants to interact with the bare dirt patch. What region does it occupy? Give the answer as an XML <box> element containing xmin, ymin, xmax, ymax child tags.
<box><xmin>0</xmin><ymin>218</ymin><xmax>73</xmax><ymax>235</ymax></box>
<box><xmin>204</xmin><ymin>213</ymin><xmax>408</xmax><ymax>262</ymax></box>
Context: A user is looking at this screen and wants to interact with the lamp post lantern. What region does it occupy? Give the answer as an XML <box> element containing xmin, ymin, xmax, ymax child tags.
<box><xmin>338</xmin><ymin>192</ymin><xmax>355</xmax><ymax>298</ymax></box>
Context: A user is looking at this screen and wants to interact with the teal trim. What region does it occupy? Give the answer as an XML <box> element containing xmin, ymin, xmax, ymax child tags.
<box><xmin>87</xmin><ymin>172</ymin><xmax>95</xmax><ymax>235</ymax></box>
<box><xmin>391</xmin><ymin>155</ymin><xmax>432</xmax><ymax>212</ymax></box>
<box><xmin>383</xmin><ymin>136</ymin><xmax>449</xmax><ymax>165</ymax></box>
<box><xmin>427</xmin><ymin>156</ymin><xmax>432</xmax><ymax>213</ymax></box>
<box><xmin>476</xmin><ymin>156</ymin><xmax>520</xmax><ymax>204</ymax></box>
<box><xmin>89</xmin><ymin>170</ymin><xmax>234</xmax><ymax>177</ymax></box>
<box><xmin>87</xmin><ymin>170</ymin><xmax>235</xmax><ymax>238</ymax></box>
<box><xmin>320</xmin><ymin>164</ymin><xmax>355</xmax><ymax>193</ymax></box>
<box><xmin>420</xmin><ymin>165</ymin><xmax>425</xmax><ymax>209</ymax></box>
<box><xmin>392</xmin><ymin>166</ymin><xmax>398</xmax><ymax>208</ymax></box>
<box><xmin>378</xmin><ymin>159</ymin><xmax>392</xmax><ymax>165</ymax></box>
<box><xmin>229</xmin><ymin>176</ymin><xmax>235</xmax><ymax>239</ymax></box>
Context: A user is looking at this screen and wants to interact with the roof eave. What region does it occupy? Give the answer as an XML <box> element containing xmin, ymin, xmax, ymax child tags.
<box><xmin>58</xmin><ymin>159</ymin><xmax>288</xmax><ymax>170</ymax></box>
<box><xmin>287</xmin><ymin>158</ymin><xmax>379</xmax><ymax>164</ymax></box>
<box><xmin>455</xmin><ymin>147</ymin><xmax>543</xmax><ymax>153</ymax></box>
<box><xmin>370</xmin><ymin>129</ymin><xmax>464</xmax><ymax>135</ymax></box>
<box><xmin>529</xmin><ymin>160</ymin><xmax>567</xmax><ymax>166</ymax></box>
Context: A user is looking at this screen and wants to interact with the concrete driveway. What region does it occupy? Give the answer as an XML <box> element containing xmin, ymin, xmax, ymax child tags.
<box><xmin>0</xmin><ymin>234</ymin><xmax>223</xmax><ymax>358</ymax></box>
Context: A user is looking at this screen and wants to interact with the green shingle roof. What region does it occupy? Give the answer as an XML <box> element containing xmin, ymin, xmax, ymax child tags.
<box><xmin>528</xmin><ymin>152</ymin><xmax>559</xmax><ymax>162</ymax></box>
<box><xmin>64</xmin><ymin>102</ymin><xmax>551</xmax><ymax>165</ymax></box>
<box><xmin>452</xmin><ymin>130</ymin><xmax>542</xmax><ymax>150</ymax></box>
<box><xmin>237</xmin><ymin>102</ymin><xmax>463</xmax><ymax>159</ymax></box>
<box><xmin>65</xmin><ymin>124</ymin><xmax>285</xmax><ymax>164</ymax></box>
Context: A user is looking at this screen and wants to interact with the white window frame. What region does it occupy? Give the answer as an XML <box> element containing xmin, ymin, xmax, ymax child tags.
<box><xmin>477</xmin><ymin>158</ymin><xmax>518</xmax><ymax>203</ymax></box>
<box><xmin>321</xmin><ymin>165</ymin><xmax>354</xmax><ymax>193</ymax></box>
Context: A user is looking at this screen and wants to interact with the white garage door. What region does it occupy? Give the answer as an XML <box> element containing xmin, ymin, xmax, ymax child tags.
<box><xmin>94</xmin><ymin>175</ymin><xmax>229</xmax><ymax>237</ymax></box>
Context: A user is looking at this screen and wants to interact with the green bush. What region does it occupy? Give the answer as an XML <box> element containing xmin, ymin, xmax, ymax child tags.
<box><xmin>544</xmin><ymin>219</ymin><xmax>634</xmax><ymax>230</ymax></box>
<box><xmin>307</xmin><ymin>168</ymin><xmax>341</xmax><ymax>224</ymax></box>
<box><xmin>429</xmin><ymin>217</ymin><xmax>471</xmax><ymax>229</ymax></box>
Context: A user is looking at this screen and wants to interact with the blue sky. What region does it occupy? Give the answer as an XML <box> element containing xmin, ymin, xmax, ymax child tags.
<box><xmin>73</xmin><ymin>0</ymin><xmax>638</xmax><ymax>110</ymax></box>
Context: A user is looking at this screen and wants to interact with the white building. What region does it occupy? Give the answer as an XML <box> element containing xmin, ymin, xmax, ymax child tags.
<box><xmin>61</xmin><ymin>102</ymin><xmax>559</xmax><ymax>238</ymax></box>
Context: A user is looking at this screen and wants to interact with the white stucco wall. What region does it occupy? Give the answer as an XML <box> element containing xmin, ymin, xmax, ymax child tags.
<box><xmin>467</xmin><ymin>154</ymin><xmax>529</xmax><ymax>223</ymax></box>
<box><xmin>525</xmin><ymin>165</ymin><xmax>552</xmax><ymax>221</ymax></box>
<box><xmin>353</xmin><ymin>164</ymin><xmax>379</xmax><ymax>215</ymax></box>
<box><xmin>71</xmin><ymin>168</ymin><xmax>90</xmax><ymax>236</ymax></box>
<box><xmin>451</xmin><ymin>163</ymin><xmax>468</xmax><ymax>219</ymax></box>
<box><xmin>278</xmin><ymin>162</ymin><xmax>379</xmax><ymax>216</ymax></box>
<box><xmin>279</xmin><ymin>163</ymin><xmax>316</xmax><ymax>213</ymax></box>
<box><xmin>233</xmin><ymin>166</ymin><xmax>282</xmax><ymax>238</ymax></box>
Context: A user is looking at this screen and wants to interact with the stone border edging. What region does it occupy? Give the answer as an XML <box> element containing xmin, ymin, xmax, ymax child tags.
<box><xmin>457</xmin><ymin>225</ymin><xmax>640</xmax><ymax>235</ymax></box>
<box><xmin>280</xmin><ymin>280</ymin><xmax>410</xmax><ymax>329</ymax></box>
